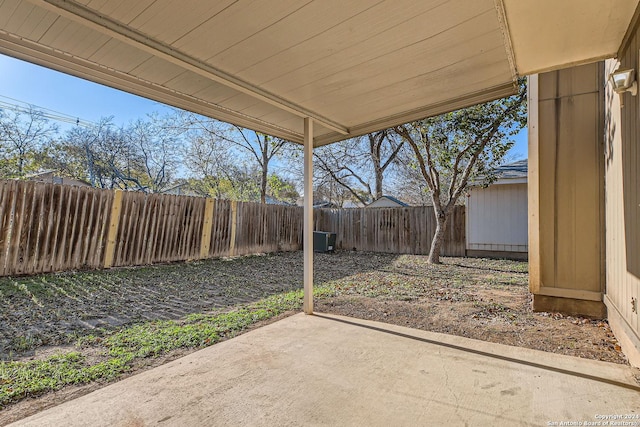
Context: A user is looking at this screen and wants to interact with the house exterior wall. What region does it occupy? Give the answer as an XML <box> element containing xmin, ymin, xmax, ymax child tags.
<box><xmin>529</xmin><ymin>62</ymin><xmax>606</xmax><ymax>318</ymax></box>
<box><xmin>603</xmin><ymin>28</ymin><xmax>640</xmax><ymax>365</ymax></box>
<box><xmin>466</xmin><ymin>183</ymin><xmax>528</xmax><ymax>255</ymax></box>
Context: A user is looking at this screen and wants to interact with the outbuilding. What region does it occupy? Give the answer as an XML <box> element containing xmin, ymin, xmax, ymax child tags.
<box><xmin>466</xmin><ymin>160</ymin><xmax>528</xmax><ymax>260</ymax></box>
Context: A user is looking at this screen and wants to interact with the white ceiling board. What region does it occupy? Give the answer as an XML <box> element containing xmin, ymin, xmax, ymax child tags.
<box><xmin>17</xmin><ymin>5</ymin><xmax>58</xmax><ymax>40</ymax></box>
<box><xmin>296</xmin><ymin>14</ymin><xmax>506</xmax><ymax>112</ymax></box>
<box><xmin>210</xmin><ymin>0</ymin><xmax>384</xmax><ymax>75</ymax></box>
<box><xmin>1</xmin><ymin>0</ymin><xmax>637</xmax><ymax>146</ymax></box>
<box><xmin>236</xmin><ymin>0</ymin><xmax>448</xmax><ymax>86</ymax></box>
<box><xmin>172</xmin><ymin>0</ymin><xmax>308</xmax><ymax>63</ymax></box>
<box><xmin>340</xmin><ymin>64</ymin><xmax>511</xmax><ymax>126</ymax></box>
<box><xmin>88</xmin><ymin>38</ymin><xmax>152</xmax><ymax>74</ymax></box>
<box><xmin>503</xmin><ymin>0</ymin><xmax>639</xmax><ymax>74</ymax></box>
<box><xmin>130</xmin><ymin>56</ymin><xmax>187</xmax><ymax>86</ymax></box>
<box><xmin>81</xmin><ymin>0</ymin><xmax>155</xmax><ymax>26</ymax></box>
<box><xmin>128</xmin><ymin>0</ymin><xmax>237</xmax><ymax>44</ymax></box>
<box><xmin>0</xmin><ymin>0</ymin><xmax>21</xmax><ymax>27</ymax></box>
<box><xmin>253</xmin><ymin>0</ymin><xmax>496</xmax><ymax>99</ymax></box>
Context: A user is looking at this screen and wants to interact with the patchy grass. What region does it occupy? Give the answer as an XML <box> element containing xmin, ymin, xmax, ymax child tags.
<box><xmin>0</xmin><ymin>289</ymin><xmax>302</xmax><ymax>407</ymax></box>
<box><xmin>0</xmin><ymin>285</ymin><xmax>339</xmax><ymax>408</ymax></box>
<box><xmin>0</xmin><ymin>251</ymin><xmax>628</xmax><ymax>417</ymax></box>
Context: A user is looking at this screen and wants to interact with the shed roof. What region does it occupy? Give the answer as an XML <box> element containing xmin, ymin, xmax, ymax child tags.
<box><xmin>495</xmin><ymin>159</ymin><xmax>527</xmax><ymax>180</ymax></box>
<box><xmin>0</xmin><ymin>0</ymin><xmax>636</xmax><ymax>144</ymax></box>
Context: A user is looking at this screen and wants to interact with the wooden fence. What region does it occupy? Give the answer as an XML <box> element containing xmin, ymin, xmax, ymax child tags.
<box><xmin>0</xmin><ymin>180</ymin><xmax>113</xmax><ymax>276</ymax></box>
<box><xmin>315</xmin><ymin>205</ymin><xmax>466</xmax><ymax>256</ymax></box>
<box><xmin>0</xmin><ymin>179</ymin><xmax>465</xmax><ymax>276</ymax></box>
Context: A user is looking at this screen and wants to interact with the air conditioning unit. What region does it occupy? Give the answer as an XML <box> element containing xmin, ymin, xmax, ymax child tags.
<box><xmin>313</xmin><ymin>231</ymin><xmax>336</xmax><ymax>252</ymax></box>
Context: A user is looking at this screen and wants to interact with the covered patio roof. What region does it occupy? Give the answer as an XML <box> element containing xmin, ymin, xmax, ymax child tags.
<box><xmin>0</xmin><ymin>0</ymin><xmax>637</xmax><ymax>146</ymax></box>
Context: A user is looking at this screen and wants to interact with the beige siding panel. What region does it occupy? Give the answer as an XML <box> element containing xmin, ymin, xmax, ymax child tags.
<box><xmin>538</xmin><ymin>62</ymin><xmax>603</xmax><ymax>101</ymax></box>
<box><xmin>604</xmin><ymin>24</ymin><xmax>640</xmax><ymax>350</ymax></box>
<box><xmin>534</xmin><ymin>62</ymin><xmax>604</xmax><ymax>295</ymax></box>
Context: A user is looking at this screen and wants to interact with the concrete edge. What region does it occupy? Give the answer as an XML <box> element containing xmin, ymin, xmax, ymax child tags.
<box><xmin>311</xmin><ymin>312</ymin><xmax>640</xmax><ymax>389</ymax></box>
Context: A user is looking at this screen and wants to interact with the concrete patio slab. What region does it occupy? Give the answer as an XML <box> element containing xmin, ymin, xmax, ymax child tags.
<box><xmin>10</xmin><ymin>313</ymin><xmax>640</xmax><ymax>426</ymax></box>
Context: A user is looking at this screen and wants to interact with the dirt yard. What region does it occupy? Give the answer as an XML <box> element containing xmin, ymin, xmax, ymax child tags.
<box><xmin>0</xmin><ymin>251</ymin><xmax>629</xmax><ymax>424</ymax></box>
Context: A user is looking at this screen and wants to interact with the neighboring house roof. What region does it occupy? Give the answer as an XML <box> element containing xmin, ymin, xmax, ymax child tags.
<box><xmin>495</xmin><ymin>159</ymin><xmax>527</xmax><ymax>180</ymax></box>
<box><xmin>367</xmin><ymin>195</ymin><xmax>409</xmax><ymax>208</ymax></box>
<box><xmin>471</xmin><ymin>159</ymin><xmax>528</xmax><ymax>186</ymax></box>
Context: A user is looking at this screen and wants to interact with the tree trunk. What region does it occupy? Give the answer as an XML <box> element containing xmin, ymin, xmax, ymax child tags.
<box><xmin>260</xmin><ymin>164</ymin><xmax>267</xmax><ymax>204</ymax></box>
<box><xmin>428</xmin><ymin>210</ymin><xmax>449</xmax><ymax>264</ymax></box>
<box><xmin>374</xmin><ymin>168</ymin><xmax>383</xmax><ymax>199</ymax></box>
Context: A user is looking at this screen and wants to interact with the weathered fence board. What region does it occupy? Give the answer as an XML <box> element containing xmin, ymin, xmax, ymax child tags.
<box><xmin>0</xmin><ymin>180</ymin><xmax>113</xmax><ymax>275</ymax></box>
<box><xmin>0</xmin><ymin>179</ymin><xmax>466</xmax><ymax>277</ymax></box>
<box><xmin>314</xmin><ymin>205</ymin><xmax>466</xmax><ymax>257</ymax></box>
<box><xmin>111</xmin><ymin>192</ymin><xmax>207</xmax><ymax>267</ymax></box>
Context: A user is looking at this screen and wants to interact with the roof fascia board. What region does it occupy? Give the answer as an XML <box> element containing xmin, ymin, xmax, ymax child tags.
<box><xmin>493</xmin><ymin>0</ymin><xmax>518</xmax><ymax>79</ymax></box>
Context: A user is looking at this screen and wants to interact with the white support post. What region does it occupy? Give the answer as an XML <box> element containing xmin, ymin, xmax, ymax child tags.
<box><xmin>303</xmin><ymin>117</ymin><xmax>314</xmax><ymax>314</ymax></box>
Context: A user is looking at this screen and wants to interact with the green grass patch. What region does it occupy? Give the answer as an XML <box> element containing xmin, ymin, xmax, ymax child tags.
<box><xmin>0</xmin><ymin>287</ymin><xmax>336</xmax><ymax>408</ymax></box>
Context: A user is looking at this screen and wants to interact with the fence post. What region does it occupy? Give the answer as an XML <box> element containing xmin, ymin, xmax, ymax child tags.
<box><xmin>229</xmin><ymin>200</ymin><xmax>238</xmax><ymax>256</ymax></box>
<box><xmin>104</xmin><ymin>189</ymin><xmax>123</xmax><ymax>268</ymax></box>
<box><xmin>200</xmin><ymin>198</ymin><xmax>215</xmax><ymax>259</ymax></box>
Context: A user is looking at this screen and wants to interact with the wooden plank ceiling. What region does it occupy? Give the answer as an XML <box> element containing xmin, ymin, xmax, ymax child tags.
<box><xmin>0</xmin><ymin>0</ymin><xmax>637</xmax><ymax>145</ymax></box>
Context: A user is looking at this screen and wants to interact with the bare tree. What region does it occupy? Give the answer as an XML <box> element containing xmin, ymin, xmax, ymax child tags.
<box><xmin>393</xmin><ymin>81</ymin><xmax>527</xmax><ymax>264</ymax></box>
<box><xmin>124</xmin><ymin>113</ymin><xmax>181</xmax><ymax>192</ymax></box>
<box><xmin>181</xmin><ymin>113</ymin><xmax>289</xmax><ymax>203</ymax></box>
<box><xmin>312</xmin><ymin>130</ymin><xmax>404</xmax><ymax>205</ymax></box>
<box><xmin>0</xmin><ymin>107</ymin><xmax>58</xmax><ymax>178</ymax></box>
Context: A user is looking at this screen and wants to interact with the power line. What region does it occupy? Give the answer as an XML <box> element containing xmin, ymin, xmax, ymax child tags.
<box><xmin>0</xmin><ymin>94</ymin><xmax>98</xmax><ymax>128</ymax></box>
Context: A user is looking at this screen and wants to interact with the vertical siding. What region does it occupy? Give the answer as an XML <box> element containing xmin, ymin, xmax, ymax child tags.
<box><xmin>604</xmin><ymin>40</ymin><xmax>640</xmax><ymax>349</ymax></box>
<box><xmin>534</xmin><ymin>62</ymin><xmax>605</xmax><ymax>294</ymax></box>
<box><xmin>466</xmin><ymin>183</ymin><xmax>528</xmax><ymax>252</ymax></box>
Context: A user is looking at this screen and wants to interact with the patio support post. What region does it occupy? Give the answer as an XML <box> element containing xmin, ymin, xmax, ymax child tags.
<box><xmin>303</xmin><ymin>117</ymin><xmax>314</xmax><ymax>314</ymax></box>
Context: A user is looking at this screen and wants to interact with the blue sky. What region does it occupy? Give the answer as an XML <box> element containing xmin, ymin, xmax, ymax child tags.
<box><xmin>0</xmin><ymin>54</ymin><xmax>527</xmax><ymax>159</ymax></box>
